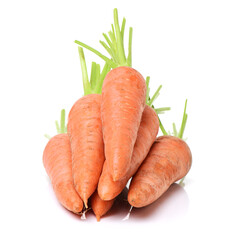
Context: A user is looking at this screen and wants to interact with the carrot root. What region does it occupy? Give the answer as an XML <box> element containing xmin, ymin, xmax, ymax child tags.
<box><xmin>128</xmin><ymin>136</ymin><xmax>192</xmax><ymax>208</ymax></box>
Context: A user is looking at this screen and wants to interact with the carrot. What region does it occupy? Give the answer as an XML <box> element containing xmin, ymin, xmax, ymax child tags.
<box><xmin>128</xmin><ymin>100</ymin><xmax>192</xmax><ymax>207</ymax></box>
<box><xmin>67</xmin><ymin>47</ymin><xmax>110</xmax><ymax>208</ymax></box>
<box><xmin>90</xmin><ymin>191</ymin><xmax>115</xmax><ymax>222</ymax></box>
<box><xmin>43</xmin><ymin>110</ymin><xmax>83</xmax><ymax>213</ymax></box>
<box><xmin>101</xmin><ymin>66</ymin><xmax>146</xmax><ymax>180</ymax></box>
<box><xmin>75</xmin><ymin>9</ymin><xmax>147</xmax><ymax>181</ymax></box>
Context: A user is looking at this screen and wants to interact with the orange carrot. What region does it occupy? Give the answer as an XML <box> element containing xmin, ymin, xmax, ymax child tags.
<box><xmin>68</xmin><ymin>94</ymin><xmax>104</xmax><ymax>208</ymax></box>
<box><xmin>43</xmin><ymin>110</ymin><xmax>83</xmax><ymax>213</ymax></box>
<box><xmin>98</xmin><ymin>105</ymin><xmax>159</xmax><ymax>200</ymax></box>
<box><xmin>128</xmin><ymin>101</ymin><xmax>192</xmax><ymax>207</ymax></box>
<box><xmin>67</xmin><ymin>48</ymin><xmax>110</xmax><ymax>208</ymax></box>
<box><xmin>128</xmin><ymin>135</ymin><xmax>192</xmax><ymax>207</ymax></box>
<box><xmin>101</xmin><ymin>66</ymin><xmax>146</xmax><ymax>180</ymax></box>
<box><xmin>90</xmin><ymin>191</ymin><xmax>115</xmax><ymax>222</ymax></box>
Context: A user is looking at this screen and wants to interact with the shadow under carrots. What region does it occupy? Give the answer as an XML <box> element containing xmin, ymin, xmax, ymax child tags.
<box><xmin>126</xmin><ymin>183</ymin><xmax>190</xmax><ymax>222</ymax></box>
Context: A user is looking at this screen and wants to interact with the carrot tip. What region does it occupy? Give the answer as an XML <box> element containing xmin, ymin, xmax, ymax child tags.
<box><xmin>96</xmin><ymin>215</ymin><xmax>101</xmax><ymax>222</ymax></box>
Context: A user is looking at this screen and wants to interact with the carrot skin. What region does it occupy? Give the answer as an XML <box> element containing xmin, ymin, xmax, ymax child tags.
<box><xmin>43</xmin><ymin>134</ymin><xmax>83</xmax><ymax>213</ymax></box>
<box><xmin>68</xmin><ymin>94</ymin><xmax>104</xmax><ymax>208</ymax></box>
<box><xmin>98</xmin><ymin>105</ymin><xmax>159</xmax><ymax>200</ymax></box>
<box><xmin>101</xmin><ymin>66</ymin><xmax>146</xmax><ymax>181</ymax></box>
<box><xmin>90</xmin><ymin>191</ymin><xmax>115</xmax><ymax>222</ymax></box>
<box><xmin>128</xmin><ymin>136</ymin><xmax>192</xmax><ymax>208</ymax></box>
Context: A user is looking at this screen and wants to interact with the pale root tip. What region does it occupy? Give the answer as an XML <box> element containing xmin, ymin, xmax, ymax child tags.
<box><xmin>96</xmin><ymin>215</ymin><xmax>101</xmax><ymax>222</ymax></box>
<box><xmin>84</xmin><ymin>199</ymin><xmax>88</xmax><ymax>209</ymax></box>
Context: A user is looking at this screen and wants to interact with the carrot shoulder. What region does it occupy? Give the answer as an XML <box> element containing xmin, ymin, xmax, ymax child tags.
<box><xmin>98</xmin><ymin>105</ymin><xmax>159</xmax><ymax>200</ymax></box>
<box><xmin>43</xmin><ymin>133</ymin><xmax>83</xmax><ymax>213</ymax></box>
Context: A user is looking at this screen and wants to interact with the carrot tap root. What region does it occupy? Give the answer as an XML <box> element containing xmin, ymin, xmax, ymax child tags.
<box><xmin>43</xmin><ymin>110</ymin><xmax>84</xmax><ymax>213</ymax></box>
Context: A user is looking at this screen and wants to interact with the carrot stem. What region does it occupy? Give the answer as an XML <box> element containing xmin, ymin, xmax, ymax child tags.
<box><xmin>55</xmin><ymin>120</ymin><xmax>60</xmax><ymax>134</ymax></box>
<box><xmin>155</xmin><ymin>107</ymin><xmax>171</xmax><ymax>114</ymax></box>
<box><xmin>44</xmin><ymin>134</ymin><xmax>51</xmax><ymax>139</ymax></box>
<box><xmin>94</xmin><ymin>63</ymin><xmax>110</xmax><ymax>94</ymax></box>
<box><xmin>75</xmin><ymin>40</ymin><xmax>116</xmax><ymax>68</ymax></box>
<box><xmin>78</xmin><ymin>47</ymin><xmax>92</xmax><ymax>95</ymax></box>
<box><xmin>75</xmin><ymin>9</ymin><xmax>132</xmax><ymax>68</ymax></box>
<box><xmin>127</xmin><ymin>27</ymin><xmax>133</xmax><ymax>67</ymax></box>
<box><xmin>178</xmin><ymin>99</ymin><xmax>188</xmax><ymax>139</ymax></box>
<box><xmin>77</xmin><ymin>47</ymin><xmax>111</xmax><ymax>95</ymax></box>
<box><xmin>114</xmin><ymin>8</ymin><xmax>126</xmax><ymax>64</ymax></box>
<box><xmin>60</xmin><ymin>109</ymin><xmax>66</xmax><ymax>134</ymax></box>
<box><xmin>158</xmin><ymin>116</ymin><xmax>168</xmax><ymax>136</ymax></box>
<box><xmin>172</xmin><ymin>123</ymin><xmax>178</xmax><ymax>137</ymax></box>
<box><xmin>148</xmin><ymin>85</ymin><xmax>162</xmax><ymax>106</ymax></box>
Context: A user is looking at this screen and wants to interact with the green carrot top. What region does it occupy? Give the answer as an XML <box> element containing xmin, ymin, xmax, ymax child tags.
<box><xmin>75</xmin><ymin>8</ymin><xmax>132</xmax><ymax>68</ymax></box>
<box><xmin>78</xmin><ymin>47</ymin><xmax>111</xmax><ymax>95</ymax></box>
<box><xmin>170</xmin><ymin>99</ymin><xmax>188</xmax><ymax>140</ymax></box>
<box><xmin>44</xmin><ymin>109</ymin><xmax>67</xmax><ymax>139</ymax></box>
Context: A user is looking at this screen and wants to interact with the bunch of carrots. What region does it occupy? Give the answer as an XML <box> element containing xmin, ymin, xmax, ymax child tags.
<box><xmin>43</xmin><ymin>9</ymin><xmax>192</xmax><ymax>221</ymax></box>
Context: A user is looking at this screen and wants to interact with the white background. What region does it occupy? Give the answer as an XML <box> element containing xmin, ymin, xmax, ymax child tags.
<box><xmin>1</xmin><ymin>0</ymin><xmax>240</xmax><ymax>239</ymax></box>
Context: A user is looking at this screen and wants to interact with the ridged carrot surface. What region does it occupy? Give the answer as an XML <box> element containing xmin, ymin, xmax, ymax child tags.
<box><xmin>98</xmin><ymin>105</ymin><xmax>159</xmax><ymax>200</ymax></box>
<box><xmin>128</xmin><ymin>136</ymin><xmax>192</xmax><ymax>208</ymax></box>
<box><xmin>90</xmin><ymin>191</ymin><xmax>115</xmax><ymax>222</ymax></box>
<box><xmin>67</xmin><ymin>94</ymin><xmax>104</xmax><ymax>208</ymax></box>
<box><xmin>43</xmin><ymin>134</ymin><xmax>83</xmax><ymax>213</ymax></box>
<box><xmin>101</xmin><ymin>66</ymin><xmax>146</xmax><ymax>181</ymax></box>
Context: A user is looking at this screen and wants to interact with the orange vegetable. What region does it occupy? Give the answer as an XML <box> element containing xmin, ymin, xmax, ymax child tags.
<box><xmin>68</xmin><ymin>94</ymin><xmax>104</xmax><ymax>208</ymax></box>
<box><xmin>98</xmin><ymin>105</ymin><xmax>159</xmax><ymax>200</ymax></box>
<box><xmin>43</xmin><ymin>110</ymin><xmax>83</xmax><ymax>213</ymax></box>
<box><xmin>128</xmin><ymin>101</ymin><xmax>192</xmax><ymax>207</ymax></box>
<box><xmin>90</xmin><ymin>191</ymin><xmax>115</xmax><ymax>222</ymax></box>
<box><xmin>67</xmin><ymin>48</ymin><xmax>110</xmax><ymax>208</ymax></box>
<box><xmin>101</xmin><ymin>66</ymin><xmax>146</xmax><ymax>181</ymax></box>
<box><xmin>128</xmin><ymin>135</ymin><xmax>192</xmax><ymax>207</ymax></box>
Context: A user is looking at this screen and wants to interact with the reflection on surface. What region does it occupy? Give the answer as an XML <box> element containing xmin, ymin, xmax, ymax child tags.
<box><xmin>105</xmin><ymin>183</ymin><xmax>189</xmax><ymax>222</ymax></box>
<box><xmin>46</xmin><ymin>172</ymin><xmax>189</xmax><ymax>222</ymax></box>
